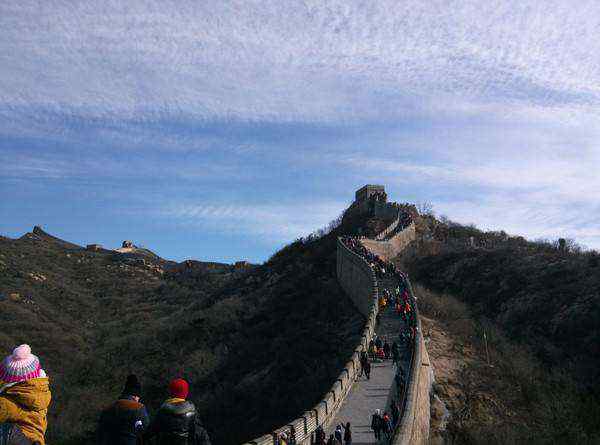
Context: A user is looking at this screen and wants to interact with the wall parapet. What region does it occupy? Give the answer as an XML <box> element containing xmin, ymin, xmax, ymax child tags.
<box><xmin>392</xmin><ymin>276</ymin><xmax>429</xmax><ymax>445</ymax></box>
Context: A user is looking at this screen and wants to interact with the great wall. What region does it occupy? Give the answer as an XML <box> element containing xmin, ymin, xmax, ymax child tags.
<box><xmin>243</xmin><ymin>185</ymin><xmax>434</xmax><ymax>445</ymax></box>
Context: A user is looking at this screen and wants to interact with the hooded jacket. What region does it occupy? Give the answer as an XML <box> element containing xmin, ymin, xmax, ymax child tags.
<box><xmin>145</xmin><ymin>398</ymin><xmax>211</xmax><ymax>445</ymax></box>
<box><xmin>0</xmin><ymin>378</ymin><xmax>52</xmax><ymax>445</ymax></box>
<box><xmin>97</xmin><ymin>396</ymin><xmax>149</xmax><ymax>445</ymax></box>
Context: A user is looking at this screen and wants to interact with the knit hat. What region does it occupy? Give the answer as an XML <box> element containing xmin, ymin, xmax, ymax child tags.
<box><xmin>0</xmin><ymin>345</ymin><xmax>43</xmax><ymax>383</ymax></box>
<box><xmin>122</xmin><ymin>374</ymin><xmax>142</xmax><ymax>397</ymax></box>
<box><xmin>168</xmin><ymin>378</ymin><xmax>189</xmax><ymax>399</ymax></box>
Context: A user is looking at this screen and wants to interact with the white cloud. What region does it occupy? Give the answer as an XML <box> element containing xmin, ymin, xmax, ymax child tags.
<box><xmin>158</xmin><ymin>201</ymin><xmax>346</xmax><ymax>242</ymax></box>
<box><xmin>2</xmin><ymin>0</ymin><xmax>600</xmax><ymax>126</ymax></box>
<box><xmin>2</xmin><ymin>0</ymin><xmax>599</xmax><ymax>252</ymax></box>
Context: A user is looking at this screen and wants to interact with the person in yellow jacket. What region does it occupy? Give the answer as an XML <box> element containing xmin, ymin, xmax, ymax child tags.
<box><xmin>0</xmin><ymin>344</ymin><xmax>51</xmax><ymax>445</ymax></box>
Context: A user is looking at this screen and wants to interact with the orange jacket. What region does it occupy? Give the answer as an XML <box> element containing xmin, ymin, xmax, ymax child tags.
<box><xmin>0</xmin><ymin>377</ymin><xmax>51</xmax><ymax>444</ymax></box>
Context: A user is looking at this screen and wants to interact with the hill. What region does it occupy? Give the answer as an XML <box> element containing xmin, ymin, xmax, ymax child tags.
<box><xmin>403</xmin><ymin>219</ymin><xmax>600</xmax><ymax>443</ymax></box>
<box><xmin>0</xmin><ymin>224</ymin><xmax>363</xmax><ymax>444</ymax></box>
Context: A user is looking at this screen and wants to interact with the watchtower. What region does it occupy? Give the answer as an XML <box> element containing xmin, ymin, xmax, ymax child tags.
<box><xmin>355</xmin><ymin>184</ymin><xmax>386</xmax><ymax>203</ymax></box>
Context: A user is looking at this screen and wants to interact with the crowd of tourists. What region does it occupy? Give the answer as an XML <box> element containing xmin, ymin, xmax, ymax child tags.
<box><xmin>274</xmin><ymin>425</ymin><xmax>297</xmax><ymax>444</ymax></box>
<box><xmin>341</xmin><ymin>233</ymin><xmax>419</xmax><ymax>444</ymax></box>
<box><xmin>312</xmin><ymin>422</ymin><xmax>352</xmax><ymax>445</ymax></box>
<box><xmin>341</xmin><ymin>237</ymin><xmax>393</xmax><ymax>280</ymax></box>
<box><xmin>0</xmin><ymin>344</ymin><xmax>211</xmax><ymax>445</ymax></box>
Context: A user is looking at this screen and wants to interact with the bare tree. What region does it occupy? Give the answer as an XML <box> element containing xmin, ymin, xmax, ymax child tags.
<box><xmin>417</xmin><ymin>201</ymin><xmax>435</xmax><ymax>216</ymax></box>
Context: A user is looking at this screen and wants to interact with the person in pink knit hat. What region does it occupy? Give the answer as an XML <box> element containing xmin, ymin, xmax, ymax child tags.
<box><xmin>0</xmin><ymin>344</ymin><xmax>51</xmax><ymax>445</ymax></box>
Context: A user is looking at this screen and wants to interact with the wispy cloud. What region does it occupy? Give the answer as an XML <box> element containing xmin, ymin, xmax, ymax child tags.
<box><xmin>157</xmin><ymin>200</ymin><xmax>346</xmax><ymax>243</ymax></box>
<box><xmin>2</xmin><ymin>1</ymin><xmax>600</xmax><ymax>126</ymax></box>
<box><xmin>1</xmin><ymin>1</ymin><xmax>599</xmax><ymax>257</ymax></box>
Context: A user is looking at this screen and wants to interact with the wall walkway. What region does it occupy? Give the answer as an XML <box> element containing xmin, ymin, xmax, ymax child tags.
<box><xmin>326</xmin><ymin>278</ymin><xmax>411</xmax><ymax>443</ymax></box>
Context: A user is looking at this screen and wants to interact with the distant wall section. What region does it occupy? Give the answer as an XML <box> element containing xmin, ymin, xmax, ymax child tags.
<box><xmin>361</xmin><ymin>223</ymin><xmax>416</xmax><ymax>261</ymax></box>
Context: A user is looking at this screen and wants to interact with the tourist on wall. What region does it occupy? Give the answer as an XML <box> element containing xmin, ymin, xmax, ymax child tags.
<box><xmin>359</xmin><ymin>351</ymin><xmax>368</xmax><ymax>378</ymax></box>
<box><xmin>278</xmin><ymin>431</ymin><xmax>288</xmax><ymax>445</ymax></box>
<box><xmin>395</xmin><ymin>370</ymin><xmax>405</xmax><ymax>398</ymax></box>
<box><xmin>391</xmin><ymin>400</ymin><xmax>400</xmax><ymax>426</ymax></box>
<box><xmin>383</xmin><ymin>340</ymin><xmax>391</xmax><ymax>359</ymax></box>
<box><xmin>0</xmin><ymin>344</ymin><xmax>52</xmax><ymax>445</ymax></box>
<box><xmin>97</xmin><ymin>374</ymin><xmax>149</xmax><ymax>445</ymax></box>
<box><xmin>144</xmin><ymin>378</ymin><xmax>211</xmax><ymax>445</ymax></box>
<box><xmin>391</xmin><ymin>341</ymin><xmax>400</xmax><ymax>366</ymax></box>
<box><xmin>334</xmin><ymin>424</ymin><xmax>343</xmax><ymax>443</ymax></box>
<box><xmin>371</xmin><ymin>409</ymin><xmax>383</xmax><ymax>441</ymax></box>
<box><xmin>382</xmin><ymin>412</ymin><xmax>393</xmax><ymax>440</ymax></box>
<box><xmin>368</xmin><ymin>341</ymin><xmax>376</xmax><ymax>361</ymax></box>
<box><xmin>341</xmin><ymin>422</ymin><xmax>352</xmax><ymax>445</ymax></box>
<box><xmin>315</xmin><ymin>425</ymin><xmax>326</xmax><ymax>445</ymax></box>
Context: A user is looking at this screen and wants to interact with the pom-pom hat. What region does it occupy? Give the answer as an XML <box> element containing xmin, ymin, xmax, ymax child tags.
<box><xmin>0</xmin><ymin>344</ymin><xmax>43</xmax><ymax>383</ymax></box>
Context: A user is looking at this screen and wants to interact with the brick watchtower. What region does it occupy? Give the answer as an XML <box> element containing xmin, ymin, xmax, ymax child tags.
<box><xmin>355</xmin><ymin>184</ymin><xmax>386</xmax><ymax>203</ymax></box>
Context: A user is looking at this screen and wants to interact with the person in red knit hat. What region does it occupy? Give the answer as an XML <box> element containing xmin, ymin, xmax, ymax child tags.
<box><xmin>145</xmin><ymin>378</ymin><xmax>211</xmax><ymax>445</ymax></box>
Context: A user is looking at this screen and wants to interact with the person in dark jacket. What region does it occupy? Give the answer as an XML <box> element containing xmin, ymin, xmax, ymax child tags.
<box><xmin>364</xmin><ymin>360</ymin><xmax>371</xmax><ymax>380</ymax></box>
<box><xmin>315</xmin><ymin>425</ymin><xmax>326</xmax><ymax>445</ymax></box>
<box><xmin>145</xmin><ymin>378</ymin><xmax>210</xmax><ymax>445</ymax></box>
<box><xmin>370</xmin><ymin>409</ymin><xmax>382</xmax><ymax>441</ymax></box>
<box><xmin>383</xmin><ymin>340</ymin><xmax>391</xmax><ymax>359</ymax></box>
<box><xmin>359</xmin><ymin>352</ymin><xmax>368</xmax><ymax>377</ymax></box>
<box><xmin>391</xmin><ymin>342</ymin><xmax>401</xmax><ymax>366</ymax></box>
<box><xmin>97</xmin><ymin>375</ymin><xmax>149</xmax><ymax>445</ymax></box>
<box><xmin>341</xmin><ymin>422</ymin><xmax>352</xmax><ymax>445</ymax></box>
<box><xmin>334</xmin><ymin>425</ymin><xmax>343</xmax><ymax>443</ymax></box>
<box><xmin>391</xmin><ymin>399</ymin><xmax>400</xmax><ymax>426</ymax></box>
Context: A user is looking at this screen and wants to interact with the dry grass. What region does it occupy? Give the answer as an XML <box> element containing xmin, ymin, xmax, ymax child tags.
<box><xmin>415</xmin><ymin>284</ymin><xmax>600</xmax><ymax>444</ymax></box>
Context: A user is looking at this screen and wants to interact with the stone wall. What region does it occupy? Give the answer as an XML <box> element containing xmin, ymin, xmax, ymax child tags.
<box><xmin>336</xmin><ymin>238</ymin><xmax>379</xmax><ymax>317</ymax></box>
<box><xmin>361</xmin><ymin>223</ymin><xmax>416</xmax><ymax>261</ymax></box>
<box><xmin>372</xmin><ymin>201</ymin><xmax>399</xmax><ymax>220</ymax></box>
<box><xmin>375</xmin><ymin>207</ymin><xmax>401</xmax><ymax>240</ymax></box>
<box><xmin>393</xmin><ymin>310</ymin><xmax>433</xmax><ymax>445</ymax></box>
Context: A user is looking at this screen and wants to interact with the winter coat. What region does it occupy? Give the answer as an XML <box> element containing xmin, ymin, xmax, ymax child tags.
<box><xmin>145</xmin><ymin>398</ymin><xmax>211</xmax><ymax>445</ymax></box>
<box><xmin>370</xmin><ymin>414</ymin><xmax>382</xmax><ymax>431</ymax></box>
<box><xmin>343</xmin><ymin>426</ymin><xmax>351</xmax><ymax>442</ymax></box>
<box><xmin>0</xmin><ymin>378</ymin><xmax>51</xmax><ymax>445</ymax></box>
<box><xmin>334</xmin><ymin>428</ymin><xmax>342</xmax><ymax>443</ymax></box>
<box><xmin>382</xmin><ymin>415</ymin><xmax>392</xmax><ymax>433</ymax></box>
<box><xmin>97</xmin><ymin>396</ymin><xmax>149</xmax><ymax>445</ymax></box>
<box><xmin>315</xmin><ymin>426</ymin><xmax>326</xmax><ymax>445</ymax></box>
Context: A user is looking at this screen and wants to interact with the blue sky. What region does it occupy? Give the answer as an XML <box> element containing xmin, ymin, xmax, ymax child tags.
<box><xmin>1</xmin><ymin>1</ymin><xmax>599</xmax><ymax>263</ymax></box>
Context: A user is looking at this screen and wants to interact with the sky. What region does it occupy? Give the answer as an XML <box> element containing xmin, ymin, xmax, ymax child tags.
<box><xmin>1</xmin><ymin>0</ymin><xmax>599</xmax><ymax>263</ymax></box>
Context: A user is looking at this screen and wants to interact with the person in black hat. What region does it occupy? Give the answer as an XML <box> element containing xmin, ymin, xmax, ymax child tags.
<box><xmin>97</xmin><ymin>374</ymin><xmax>149</xmax><ymax>445</ymax></box>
